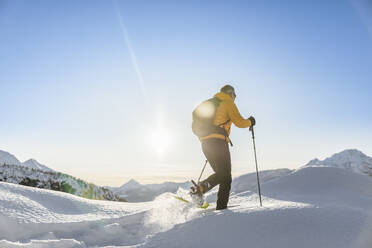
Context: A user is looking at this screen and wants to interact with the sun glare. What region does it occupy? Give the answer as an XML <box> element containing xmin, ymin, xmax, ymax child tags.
<box><xmin>147</xmin><ymin>125</ymin><xmax>172</xmax><ymax>160</ymax></box>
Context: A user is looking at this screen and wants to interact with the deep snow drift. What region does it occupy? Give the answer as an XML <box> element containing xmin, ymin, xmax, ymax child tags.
<box><xmin>1</xmin><ymin>163</ymin><xmax>372</xmax><ymax>248</ymax></box>
<box><xmin>139</xmin><ymin>166</ymin><xmax>372</xmax><ymax>248</ymax></box>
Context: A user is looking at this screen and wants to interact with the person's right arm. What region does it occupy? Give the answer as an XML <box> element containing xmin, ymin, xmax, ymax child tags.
<box><xmin>226</xmin><ymin>102</ymin><xmax>252</xmax><ymax>128</ymax></box>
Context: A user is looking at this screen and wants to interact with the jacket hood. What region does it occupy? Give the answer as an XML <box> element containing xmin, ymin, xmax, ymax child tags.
<box><xmin>214</xmin><ymin>92</ymin><xmax>234</xmax><ymax>102</ymax></box>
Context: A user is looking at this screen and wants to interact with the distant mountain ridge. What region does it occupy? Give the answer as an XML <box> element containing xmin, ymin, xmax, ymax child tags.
<box><xmin>305</xmin><ymin>149</ymin><xmax>372</xmax><ymax>177</ymax></box>
<box><xmin>2</xmin><ymin>148</ymin><xmax>370</xmax><ymax>203</ymax></box>
<box><xmin>112</xmin><ymin>149</ymin><xmax>372</xmax><ymax>203</ymax></box>
<box><xmin>120</xmin><ymin>179</ymin><xmax>142</xmax><ymax>191</ymax></box>
<box><xmin>109</xmin><ymin>179</ymin><xmax>192</xmax><ymax>202</ymax></box>
<box><xmin>0</xmin><ymin>150</ymin><xmax>126</xmax><ymax>202</ymax></box>
<box><xmin>0</xmin><ymin>150</ymin><xmax>54</xmax><ymax>172</ymax></box>
<box><xmin>22</xmin><ymin>159</ymin><xmax>54</xmax><ymax>172</ymax></box>
<box><xmin>0</xmin><ymin>150</ymin><xmax>22</xmax><ymax>167</ymax></box>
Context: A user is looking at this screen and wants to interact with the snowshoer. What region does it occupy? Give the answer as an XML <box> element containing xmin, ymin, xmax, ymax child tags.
<box><xmin>191</xmin><ymin>85</ymin><xmax>255</xmax><ymax>210</ymax></box>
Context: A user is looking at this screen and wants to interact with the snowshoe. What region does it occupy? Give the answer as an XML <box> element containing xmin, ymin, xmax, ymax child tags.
<box><xmin>173</xmin><ymin>180</ymin><xmax>209</xmax><ymax>209</ymax></box>
<box><xmin>189</xmin><ymin>180</ymin><xmax>205</xmax><ymax>206</ymax></box>
<box><xmin>174</xmin><ymin>194</ymin><xmax>209</xmax><ymax>209</ymax></box>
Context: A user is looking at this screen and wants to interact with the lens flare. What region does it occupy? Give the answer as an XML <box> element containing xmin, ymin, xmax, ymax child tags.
<box><xmin>195</xmin><ymin>101</ymin><xmax>215</xmax><ymax>118</ymax></box>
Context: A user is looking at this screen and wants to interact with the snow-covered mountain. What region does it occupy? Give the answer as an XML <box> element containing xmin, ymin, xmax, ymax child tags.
<box><xmin>0</xmin><ymin>150</ymin><xmax>21</xmax><ymax>166</ymax></box>
<box><xmin>22</xmin><ymin>158</ymin><xmax>54</xmax><ymax>172</ymax></box>
<box><xmin>120</xmin><ymin>179</ymin><xmax>142</xmax><ymax>191</ymax></box>
<box><xmin>0</xmin><ymin>150</ymin><xmax>54</xmax><ymax>172</ymax></box>
<box><xmin>305</xmin><ymin>149</ymin><xmax>372</xmax><ymax>177</ymax></box>
<box><xmin>1</xmin><ymin>150</ymin><xmax>372</xmax><ymax>248</ymax></box>
<box><xmin>0</xmin><ymin>149</ymin><xmax>125</xmax><ymax>202</ymax></box>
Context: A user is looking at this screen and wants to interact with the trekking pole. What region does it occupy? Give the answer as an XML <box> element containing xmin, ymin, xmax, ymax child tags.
<box><xmin>250</xmin><ymin>126</ymin><xmax>263</xmax><ymax>207</ymax></box>
<box><xmin>197</xmin><ymin>160</ymin><xmax>208</xmax><ymax>184</ymax></box>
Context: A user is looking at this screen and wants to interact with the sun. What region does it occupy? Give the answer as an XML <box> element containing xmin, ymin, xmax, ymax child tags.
<box><xmin>147</xmin><ymin>126</ymin><xmax>172</xmax><ymax>160</ymax></box>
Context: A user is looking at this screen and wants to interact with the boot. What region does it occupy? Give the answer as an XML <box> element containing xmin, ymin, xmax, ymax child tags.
<box><xmin>189</xmin><ymin>180</ymin><xmax>205</xmax><ymax>206</ymax></box>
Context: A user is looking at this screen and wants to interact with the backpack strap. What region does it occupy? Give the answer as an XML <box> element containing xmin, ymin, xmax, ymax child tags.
<box><xmin>217</xmin><ymin>119</ymin><xmax>230</xmax><ymax>127</ymax></box>
<box><xmin>214</xmin><ymin>119</ymin><xmax>233</xmax><ymax>146</ymax></box>
<box><xmin>213</xmin><ymin>101</ymin><xmax>233</xmax><ymax>146</ymax></box>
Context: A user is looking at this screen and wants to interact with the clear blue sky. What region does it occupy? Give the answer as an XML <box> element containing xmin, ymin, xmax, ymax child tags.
<box><xmin>1</xmin><ymin>0</ymin><xmax>372</xmax><ymax>186</ymax></box>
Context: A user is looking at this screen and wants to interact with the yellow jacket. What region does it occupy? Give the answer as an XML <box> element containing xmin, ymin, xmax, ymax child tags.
<box><xmin>199</xmin><ymin>92</ymin><xmax>252</xmax><ymax>143</ymax></box>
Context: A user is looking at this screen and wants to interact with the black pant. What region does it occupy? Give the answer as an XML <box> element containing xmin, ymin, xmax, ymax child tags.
<box><xmin>201</xmin><ymin>138</ymin><xmax>232</xmax><ymax>210</ymax></box>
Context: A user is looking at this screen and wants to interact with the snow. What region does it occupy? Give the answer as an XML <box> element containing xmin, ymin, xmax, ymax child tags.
<box><xmin>0</xmin><ymin>239</ymin><xmax>84</xmax><ymax>248</ymax></box>
<box><xmin>139</xmin><ymin>166</ymin><xmax>372</xmax><ymax>248</ymax></box>
<box><xmin>1</xmin><ymin>149</ymin><xmax>372</xmax><ymax>247</ymax></box>
<box><xmin>0</xmin><ymin>182</ymin><xmax>152</xmax><ymax>247</ymax></box>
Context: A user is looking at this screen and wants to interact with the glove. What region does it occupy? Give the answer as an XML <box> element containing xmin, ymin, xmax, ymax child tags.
<box><xmin>248</xmin><ymin>116</ymin><xmax>256</xmax><ymax>126</ymax></box>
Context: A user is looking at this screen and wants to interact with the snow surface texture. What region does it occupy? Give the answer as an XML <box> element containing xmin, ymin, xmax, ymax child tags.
<box><xmin>1</xmin><ymin>149</ymin><xmax>372</xmax><ymax>247</ymax></box>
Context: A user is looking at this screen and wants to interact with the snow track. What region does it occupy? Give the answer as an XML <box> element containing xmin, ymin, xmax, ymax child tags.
<box><xmin>0</xmin><ymin>212</ymin><xmax>149</xmax><ymax>247</ymax></box>
<box><xmin>0</xmin><ymin>183</ymin><xmax>208</xmax><ymax>247</ymax></box>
